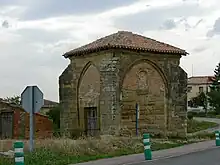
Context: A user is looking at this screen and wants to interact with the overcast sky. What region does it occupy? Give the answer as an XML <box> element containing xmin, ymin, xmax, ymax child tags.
<box><xmin>1</xmin><ymin>0</ymin><xmax>220</xmax><ymax>101</ymax></box>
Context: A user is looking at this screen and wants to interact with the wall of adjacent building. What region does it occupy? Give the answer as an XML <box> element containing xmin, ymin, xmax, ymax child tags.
<box><xmin>0</xmin><ymin>101</ymin><xmax>53</xmax><ymax>139</ymax></box>
<box><xmin>187</xmin><ymin>83</ymin><xmax>210</xmax><ymax>101</ymax></box>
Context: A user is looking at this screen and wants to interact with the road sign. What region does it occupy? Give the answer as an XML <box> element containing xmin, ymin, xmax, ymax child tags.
<box><xmin>20</xmin><ymin>85</ymin><xmax>44</xmax><ymax>152</ymax></box>
<box><xmin>21</xmin><ymin>86</ymin><xmax>44</xmax><ymax>113</ymax></box>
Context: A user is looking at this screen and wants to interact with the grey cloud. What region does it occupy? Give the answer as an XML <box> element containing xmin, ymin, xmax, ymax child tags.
<box><xmin>0</xmin><ymin>25</ymin><xmax>83</xmax><ymax>100</ymax></box>
<box><xmin>0</xmin><ymin>0</ymin><xmax>30</xmax><ymax>7</ymax></box>
<box><xmin>194</xmin><ymin>19</ymin><xmax>203</xmax><ymax>28</ymax></box>
<box><xmin>160</xmin><ymin>19</ymin><xmax>176</xmax><ymax>30</ymax></box>
<box><xmin>207</xmin><ymin>18</ymin><xmax>220</xmax><ymax>37</ymax></box>
<box><xmin>0</xmin><ymin>0</ymin><xmax>22</xmax><ymax>6</ymax></box>
<box><xmin>212</xmin><ymin>17</ymin><xmax>220</xmax><ymax>33</ymax></box>
<box><xmin>206</xmin><ymin>30</ymin><xmax>214</xmax><ymax>38</ymax></box>
<box><xmin>192</xmin><ymin>45</ymin><xmax>208</xmax><ymax>53</ymax></box>
<box><xmin>0</xmin><ymin>41</ymin><xmax>69</xmax><ymax>101</ymax></box>
<box><xmin>15</xmin><ymin>29</ymin><xmax>70</xmax><ymax>43</ymax></box>
<box><xmin>9</xmin><ymin>0</ymin><xmax>137</xmax><ymax>20</ymax></box>
<box><xmin>114</xmin><ymin>3</ymin><xmax>206</xmax><ymax>32</ymax></box>
<box><xmin>2</xmin><ymin>20</ymin><xmax>9</xmax><ymax>28</ymax></box>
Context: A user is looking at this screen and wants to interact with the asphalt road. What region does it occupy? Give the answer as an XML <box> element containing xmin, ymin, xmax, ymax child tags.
<box><xmin>134</xmin><ymin>147</ymin><xmax>220</xmax><ymax>165</ymax></box>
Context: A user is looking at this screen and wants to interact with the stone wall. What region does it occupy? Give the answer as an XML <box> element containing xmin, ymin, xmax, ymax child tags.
<box><xmin>118</xmin><ymin>51</ymin><xmax>187</xmax><ymax>137</ymax></box>
<box><xmin>121</xmin><ymin>60</ymin><xmax>166</xmax><ymax>136</ymax></box>
<box><xmin>59</xmin><ymin>50</ymin><xmax>187</xmax><ymax>137</ymax></box>
<box><xmin>59</xmin><ymin>52</ymin><xmax>121</xmax><ymax>135</ymax></box>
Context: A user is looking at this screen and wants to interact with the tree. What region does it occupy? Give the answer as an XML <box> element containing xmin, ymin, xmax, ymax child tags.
<box><xmin>207</xmin><ymin>62</ymin><xmax>220</xmax><ymax>114</ymax></box>
<box><xmin>46</xmin><ymin>104</ymin><xmax>61</xmax><ymax>130</ymax></box>
<box><xmin>2</xmin><ymin>95</ymin><xmax>21</xmax><ymax>105</ymax></box>
<box><xmin>188</xmin><ymin>92</ymin><xmax>207</xmax><ymax>111</ymax></box>
<box><xmin>210</xmin><ymin>62</ymin><xmax>220</xmax><ymax>91</ymax></box>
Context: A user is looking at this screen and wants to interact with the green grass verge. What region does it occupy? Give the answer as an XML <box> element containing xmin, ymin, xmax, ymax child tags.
<box><xmin>0</xmin><ymin>140</ymin><xmax>191</xmax><ymax>165</ymax></box>
<box><xmin>187</xmin><ymin>119</ymin><xmax>218</xmax><ymax>133</ymax></box>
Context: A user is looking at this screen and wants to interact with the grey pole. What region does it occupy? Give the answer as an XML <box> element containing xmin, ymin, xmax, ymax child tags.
<box><xmin>29</xmin><ymin>86</ymin><xmax>34</xmax><ymax>152</ymax></box>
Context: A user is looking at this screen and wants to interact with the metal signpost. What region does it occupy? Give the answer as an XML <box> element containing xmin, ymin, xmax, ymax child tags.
<box><xmin>21</xmin><ymin>85</ymin><xmax>44</xmax><ymax>152</ymax></box>
<box><xmin>136</xmin><ymin>103</ymin><xmax>140</xmax><ymax>136</ymax></box>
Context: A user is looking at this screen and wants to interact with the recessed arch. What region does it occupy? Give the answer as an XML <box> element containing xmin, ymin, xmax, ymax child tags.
<box><xmin>120</xmin><ymin>59</ymin><xmax>169</xmax><ymax>94</ymax></box>
<box><xmin>76</xmin><ymin>61</ymin><xmax>100</xmax><ymax>127</ymax></box>
<box><xmin>120</xmin><ymin>59</ymin><xmax>168</xmax><ymax>136</ymax></box>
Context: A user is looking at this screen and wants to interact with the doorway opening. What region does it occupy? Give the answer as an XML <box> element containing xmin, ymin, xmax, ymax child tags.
<box><xmin>84</xmin><ymin>107</ymin><xmax>99</xmax><ymax>136</ymax></box>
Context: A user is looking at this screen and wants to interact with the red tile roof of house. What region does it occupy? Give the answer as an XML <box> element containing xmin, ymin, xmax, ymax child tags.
<box><xmin>63</xmin><ymin>31</ymin><xmax>188</xmax><ymax>57</ymax></box>
<box><xmin>188</xmin><ymin>76</ymin><xmax>214</xmax><ymax>85</ymax></box>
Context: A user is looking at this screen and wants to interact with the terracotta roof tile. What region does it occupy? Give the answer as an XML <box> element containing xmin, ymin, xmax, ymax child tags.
<box><xmin>188</xmin><ymin>76</ymin><xmax>214</xmax><ymax>85</ymax></box>
<box><xmin>63</xmin><ymin>31</ymin><xmax>188</xmax><ymax>57</ymax></box>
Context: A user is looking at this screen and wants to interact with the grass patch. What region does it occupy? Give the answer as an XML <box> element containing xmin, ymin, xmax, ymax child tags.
<box><xmin>0</xmin><ymin>136</ymin><xmax>205</xmax><ymax>165</ymax></box>
<box><xmin>187</xmin><ymin>111</ymin><xmax>220</xmax><ymax>119</ymax></box>
<box><xmin>189</xmin><ymin>132</ymin><xmax>216</xmax><ymax>140</ymax></box>
<box><xmin>187</xmin><ymin>119</ymin><xmax>218</xmax><ymax>133</ymax></box>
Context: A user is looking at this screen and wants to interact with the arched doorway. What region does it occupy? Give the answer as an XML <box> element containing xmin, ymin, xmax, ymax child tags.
<box><xmin>78</xmin><ymin>62</ymin><xmax>100</xmax><ymax>136</ymax></box>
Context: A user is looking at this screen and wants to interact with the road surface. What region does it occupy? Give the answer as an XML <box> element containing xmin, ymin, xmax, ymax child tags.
<box><xmin>134</xmin><ymin>147</ymin><xmax>220</xmax><ymax>165</ymax></box>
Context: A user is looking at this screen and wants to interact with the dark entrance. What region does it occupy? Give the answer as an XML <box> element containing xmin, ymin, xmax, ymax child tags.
<box><xmin>84</xmin><ymin>107</ymin><xmax>98</xmax><ymax>136</ymax></box>
<box><xmin>0</xmin><ymin>112</ymin><xmax>13</xmax><ymax>139</ymax></box>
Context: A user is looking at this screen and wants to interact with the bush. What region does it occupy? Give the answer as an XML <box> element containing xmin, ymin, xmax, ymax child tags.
<box><xmin>187</xmin><ymin>113</ymin><xmax>193</xmax><ymax>120</ymax></box>
<box><xmin>187</xmin><ymin>111</ymin><xmax>218</xmax><ymax>118</ymax></box>
<box><xmin>189</xmin><ymin>132</ymin><xmax>216</xmax><ymax>139</ymax></box>
<box><xmin>207</xmin><ymin>111</ymin><xmax>217</xmax><ymax>117</ymax></box>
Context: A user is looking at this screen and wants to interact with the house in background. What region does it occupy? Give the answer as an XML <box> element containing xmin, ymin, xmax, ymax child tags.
<box><xmin>0</xmin><ymin>100</ymin><xmax>53</xmax><ymax>139</ymax></box>
<box><xmin>0</xmin><ymin>98</ymin><xmax>59</xmax><ymax>116</ymax></box>
<box><xmin>187</xmin><ymin>76</ymin><xmax>214</xmax><ymax>111</ymax></box>
<box><xmin>39</xmin><ymin>99</ymin><xmax>59</xmax><ymax>115</ymax></box>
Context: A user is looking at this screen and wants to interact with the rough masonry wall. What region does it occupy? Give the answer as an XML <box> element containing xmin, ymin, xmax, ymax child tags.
<box><xmin>60</xmin><ymin>52</ymin><xmax>121</xmax><ymax>136</ymax></box>
<box><xmin>79</xmin><ymin>64</ymin><xmax>100</xmax><ymax>108</ymax></box>
<box><xmin>59</xmin><ymin>64</ymin><xmax>76</xmax><ymax>135</ymax></box>
<box><xmin>167</xmin><ymin>65</ymin><xmax>187</xmax><ymax>137</ymax></box>
<box><xmin>119</xmin><ymin>51</ymin><xmax>187</xmax><ymax>137</ymax></box>
<box><xmin>78</xmin><ymin>63</ymin><xmax>100</xmax><ymax>131</ymax></box>
<box><xmin>59</xmin><ymin>60</ymin><xmax>93</xmax><ymax>136</ymax></box>
<box><xmin>121</xmin><ymin>61</ymin><xmax>166</xmax><ymax>136</ymax></box>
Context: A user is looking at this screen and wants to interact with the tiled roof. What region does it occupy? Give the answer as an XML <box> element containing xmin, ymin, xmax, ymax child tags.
<box><xmin>63</xmin><ymin>31</ymin><xmax>188</xmax><ymax>57</ymax></box>
<box><xmin>43</xmin><ymin>99</ymin><xmax>58</xmax><ymax>106</ymax></box>
<box><xmin>188</xmin><ymin>76</ymin><xmax>214</xmax><ymax>85</ymax></box>
<box><xmin>42</xmin><ymin>99</ymin><xmax>58</xmax><ymax>108</ymax></box>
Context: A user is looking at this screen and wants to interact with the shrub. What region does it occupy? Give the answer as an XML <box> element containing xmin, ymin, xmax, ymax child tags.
<box><xmin>187</xmin><ymin>111</ymin><xmax>218</xmax><ymax>118</ymax></box>
<box><xmin>187</xmin><ymin>113</ymin><xmax>193</xmax><ymax>120</ymax></box>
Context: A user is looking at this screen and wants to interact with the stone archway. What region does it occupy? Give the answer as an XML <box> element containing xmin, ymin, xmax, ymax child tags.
<box><xmin>77</xmin><ymin>62</ymin><xmax>100</xmax><ymax>135</ymax></box>
<box><xmin>121</xmin><ymin>60</ymin><xmax>168</xmax><ymax>136</ymax></box>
